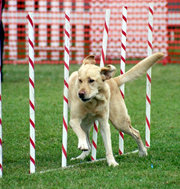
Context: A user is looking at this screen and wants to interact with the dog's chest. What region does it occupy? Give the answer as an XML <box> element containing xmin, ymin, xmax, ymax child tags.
<box><xmin>84</xmin><ymin>98</ymin><xmax>109</xmax><ymax>115</ymax></box>
<box><xmin>81</xmin><ymin>114</ymin><xmax>96</xmax><ymax>127</ymax></box>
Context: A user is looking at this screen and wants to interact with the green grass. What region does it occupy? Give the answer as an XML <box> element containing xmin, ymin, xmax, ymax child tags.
<box><xmin>1</xmin><ymin>64</ymin><xmax>180</xmax><ymax>188</ymax></box>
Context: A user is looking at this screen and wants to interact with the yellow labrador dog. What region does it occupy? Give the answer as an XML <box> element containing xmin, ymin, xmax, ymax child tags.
<box><xmin>69</xmin><ymin>52</ymin><xmax>164</xmax><ymax>166</ymax></box>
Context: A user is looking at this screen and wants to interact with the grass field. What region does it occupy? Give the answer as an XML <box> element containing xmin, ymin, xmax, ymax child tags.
<box><xmin>1</xmin><ymin>63</ymin><xmax>180</xmax><ymax>188</ymax></box>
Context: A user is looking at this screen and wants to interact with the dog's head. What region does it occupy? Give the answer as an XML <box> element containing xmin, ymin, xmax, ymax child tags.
<box><xmin>77</xmin><ymin>55</ymin><xmax>116</xmax><ymax>102</ymax></box>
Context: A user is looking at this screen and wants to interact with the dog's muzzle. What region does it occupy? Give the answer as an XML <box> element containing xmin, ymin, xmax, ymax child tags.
<box><xmin>78</xmin><ymin>92</ymin><xmax>91</xmax><ymax>102</ymax></box>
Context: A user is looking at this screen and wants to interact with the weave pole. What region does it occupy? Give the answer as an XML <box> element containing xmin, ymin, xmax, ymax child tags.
<box><xmin>0</xmin><ymin>0</ymin><xmax>3</xmax><ymax>177</ymax></box>
<box><xmin>0</xmin><ymin>40</ymin><xmax>2</xmax><ymax>178</ymax></box>
<box><xmin>119</xmin><ymin>6</ymin><xmax>128</xmax><ymax>155</ymax></box>
<box><xmin>27</xmin><ymin>13</ymin><xmax>35</xmax><ymax>174</ymax></box>
<box><xmin>145</xmin><ymin>4</ymin><xmax>154</xmax><ymax>148</ymax></box>
<box><xmin>62</xmin><ymin>9</ymin><xmax>70</xmax><ymax>167</ymax></box>
<box><xmin>99</xmin><ymin>9</ymin><xmax>111</xmax><ymax>68</ymax></box>
<box><xmin>91</xmin><ymin>9</ymin><xmax>111</xmax><ymax>161</ymax></box>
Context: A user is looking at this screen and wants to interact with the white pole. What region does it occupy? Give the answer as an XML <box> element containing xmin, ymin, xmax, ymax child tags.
<box><xmin>91</xmin><ymin>9</ymin><xmax>110</xmax><ymax>161</ymax></box>
<box><xmin>62</xmin><ymin>10</ymin><xmax>70</xmax><ymax>167</ymax></box>
<box><xmin>27</xmin><ymin>12</ymin><xmax>35</xmax><ymax>174</ymax></box>
<box><xmin>0</xmin><ymin>28</ymin><xmax>2</xmax><ymax>179</ymax></box>
<box><xmin>100</xmin><ymin>9</ymin><xmax>111</xmax><ymax>68</ymax></box>
<box><xmin>119</xmin><ymin>6</ymin><xmax>128</xmax><ymax>155</ymax></box>
<box><xmin>145</xmin><ymin>4</ymin><xmax>153</xmax><ymax>148</ymax></box>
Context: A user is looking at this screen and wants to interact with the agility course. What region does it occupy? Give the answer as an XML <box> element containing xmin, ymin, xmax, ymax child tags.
<box><xmin>25</xmin><ymin>5</ymin><xmax>154</xmax><ymax>173</ymax></box>
<box><xmin>0</xmin><ymin>1</ymin><xmax>180</xmax><ymax>188</ymax></box>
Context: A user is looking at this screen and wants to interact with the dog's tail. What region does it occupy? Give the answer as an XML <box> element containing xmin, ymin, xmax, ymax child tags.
<box><xmin>114</xmin><ymin>52</ymin><xmax>164</xmax><ymax>87</ymax></box>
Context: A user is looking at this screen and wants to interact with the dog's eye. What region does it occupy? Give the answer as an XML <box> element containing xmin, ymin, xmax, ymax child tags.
<box><xmin>88</xmin><ymin>79</ymin><xmax>94</xmax><ymax>83</ymax></box>
<box><xmin>79</xmin><ymin>79</ymin><xmax>82</xmax><ymax>83</ymax></box>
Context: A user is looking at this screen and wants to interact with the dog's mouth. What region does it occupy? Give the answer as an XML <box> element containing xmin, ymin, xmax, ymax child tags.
<box><xmin>78</xmin><ymin>91</ymin><xmax>97</xmax><ymax>102</ymax></box>
<box><xmin>79</xmin><ymin>97</ymin><xmax>91</xmax><ymax>102</ymax></box>
<box><xmin>78</xmin><ymin>93</ymin><xmax>94</xmax><ymax>102</ymax></box>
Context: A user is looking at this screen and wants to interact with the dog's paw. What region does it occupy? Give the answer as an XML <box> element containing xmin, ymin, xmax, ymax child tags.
<box><xmin>107</xmin><ymin>159</ymin><xmax>119</xmax><ymax>167</ymax></box>
<box><xmin>71</xmin><ymin>151</ymin><xmax>90</xmax><ymax>161</ymax></box>
<box><xmin>70</xmin><ymin>157</ymin><xmax>76</xmax><ymax>161</ymax></box>
<box><xmin>107</xmin><ymin>155</ymin><xmax>119</xmax><ymax>167</ymax></box>
<box><xmin>139</xmin><ymin>147</ymin><xmax>148</xmax><ymax>157</ymax></box>
<box><xmin>78</xmin><ymin>139</ymin><xmax>89</xmax><ymax>151</ymax></box>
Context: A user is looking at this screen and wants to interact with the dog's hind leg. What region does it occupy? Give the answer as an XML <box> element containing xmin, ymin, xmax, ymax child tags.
<box><xmin>124</xmin><ymin>124</ymin><xmax>147</xmax><ymax>157</ymax></box>
<box><xmin>109</xmin><ymin>91</ymin><xmax>147</xmax><ymax>157</ymax></box>
<box><xmin>111</xmin><ymin>116</ymin><xmax>147</xmax><ymax>157</ymax></box>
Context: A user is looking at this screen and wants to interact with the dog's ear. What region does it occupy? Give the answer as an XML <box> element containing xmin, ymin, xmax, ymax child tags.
<box><xmin>100</xmin><ymin>65</ymin><xmax>116</xmax><ymax>80</ymax></box>
<box><xmin>83</xmin><ymin>55</ymin><xmax>96</xmax><ymax>65</ymax></box>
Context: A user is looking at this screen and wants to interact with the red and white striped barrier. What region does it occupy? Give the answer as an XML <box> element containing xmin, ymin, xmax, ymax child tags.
<box><xmin>27</xmin><ymin>12</ymin><xmax>35</xmax><ymax>174</ymax></box>
<box><xmin>62</xmin><ymin>9</ymin><xmax>71</xmax><ymax>167</ymax></box>
<box><xmin>119</xmin><ymin>6</ymin><xmax>128</xmax><ymax>155</ymax></box>
<box><xmin>0</xmin><ymin>41</ymin><xmax>2</xmax><ymax>178</ymax></box>
<box><xmin>91</xmin><ymin>9</ymin><xmax>111</xmax><ymax>161</ymax></box>
<box><xmin>145</xmin><ymin>4</ymin><xmax>154</xmax><ymax>148</ymax></box>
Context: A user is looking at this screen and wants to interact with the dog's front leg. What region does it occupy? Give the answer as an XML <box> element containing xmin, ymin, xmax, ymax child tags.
<box><xmin>98</xmin><ymin>118</ymin><xmax>119</xmax><ymax>167</ymax></box>
<box><xmin>70</xmin><ymin>118</ymin><xmax>89</xmax><ymax>151</ymax></box>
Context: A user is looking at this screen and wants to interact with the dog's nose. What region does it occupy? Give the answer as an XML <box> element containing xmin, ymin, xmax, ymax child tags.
<box><xmin>78</xmin><ymin>91</ymin><xmax>85</xmax><ymax>99</ymax></box>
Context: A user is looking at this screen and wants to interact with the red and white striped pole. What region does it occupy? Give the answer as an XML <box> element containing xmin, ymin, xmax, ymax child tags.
<box><xmin>27</xmin><ymin>12</ymin><xmax>35</xmax><ymax>174</ymax></box>
<box><xmin>145</xmin><ymin>4</ymin><xmax>154</xmax><ymax>148</ymax></box>
<box><xmin>62</xmin><ymin>9</ymin><xmax>70</xmax><ymax>167</ymax></box>
<box><xmin>0</xmin><ymin>53</ymin><xmax>2</xmax><ymax>178</ymax></box>
<box><xmin>99</xmin><ymin>9</ymin><xmax>111</xmax><ymax>68</ymax></box>
<box><xmin>0</xmin><ymin>19</ymin><xmax>2</xmax><ymax>177</ymax></box>
<box><xmin>91</xmin><ymin>9</ymin><xmax>110</xmax><ymax>161</ymax></box>
<box><xmin>0</xmin><ymin>64</ymin><xmax>2</xmax><ymax>178</ymax></box>
<box><xmin>0</xmin><ymin>0</ymin><xmax>2</xmax><ymax>176</ymax></box>
<box><xmin>119</xmin><ymin>6</ymin><xmax>128</xmax><ymax>155</ymax></box>
<box><xmin>91</xmin><ymin>121</ymin><xmax>98</xmax><ymax>161</ymax></box>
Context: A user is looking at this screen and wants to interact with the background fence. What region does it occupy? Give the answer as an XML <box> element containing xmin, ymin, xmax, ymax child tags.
<box><xmin>2</xmin><ymin>0</ymin><xmax>180</xmax><ymax>64</ymax></box>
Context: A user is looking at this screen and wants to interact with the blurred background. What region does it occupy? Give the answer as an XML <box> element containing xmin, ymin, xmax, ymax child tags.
<box><xmin>1</xmin><ymin>0</ymin><xmax>180</xmax><ymax>65</ymax></box>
